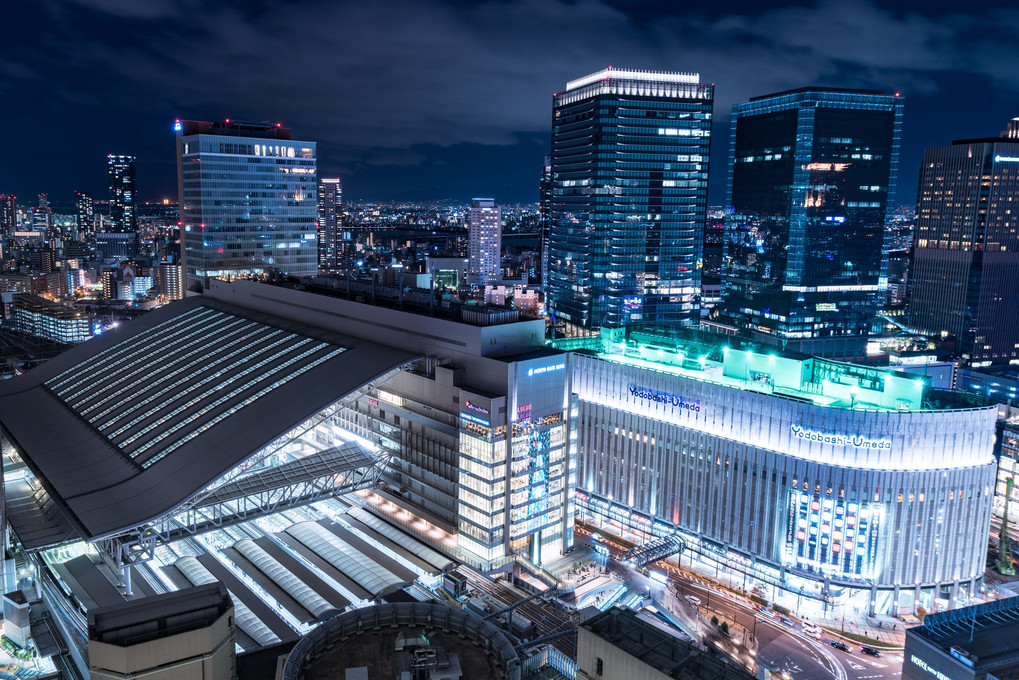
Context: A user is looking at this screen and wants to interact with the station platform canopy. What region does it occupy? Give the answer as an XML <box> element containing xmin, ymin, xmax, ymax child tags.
<box><xmin>0</xmin><ymin>297</ymin><xmax>418</xmax><ymax>550</ymax></box>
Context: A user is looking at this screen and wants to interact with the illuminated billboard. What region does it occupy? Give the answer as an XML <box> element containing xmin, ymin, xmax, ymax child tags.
<box><xmin>784</xmin><ymin>490</ymin><xmax>883</xmax><ymax>580</ymax></box>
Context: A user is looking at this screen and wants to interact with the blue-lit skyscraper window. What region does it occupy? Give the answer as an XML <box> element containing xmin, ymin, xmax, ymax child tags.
<box><xmin>176</xmin><ymin>120</ymin><xmax>318</xmax><ymax>290</ymax></box>
<box><xmin>547</xmin><ymin>68</ymin><xmax>714</xmax><ymax>331</ymax></box>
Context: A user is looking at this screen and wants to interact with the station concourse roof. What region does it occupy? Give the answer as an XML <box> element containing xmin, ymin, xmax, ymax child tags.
<box><xmin>0</xmin><ymin>297</ymin><xmax>418</xmax><ymax>549</ymax></box>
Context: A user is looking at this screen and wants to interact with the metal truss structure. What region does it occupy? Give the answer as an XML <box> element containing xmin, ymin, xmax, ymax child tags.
<box><xmin>94</xmin><ymin>363</ymin><xmax>416</xmax><ymax>580</ymax></box>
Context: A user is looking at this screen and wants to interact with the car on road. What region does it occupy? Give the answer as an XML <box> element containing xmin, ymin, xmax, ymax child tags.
<box><xmin>684</xmin><ymin>595</ymin><xmax>701</xmax><ymax>606</ymax></box>
<box><xmin>860</xmin><ymin>645</ymin><xmax>881</xmax><ymax>657</ymax></box>
<box><xmin>802</xmin><ymin>624</ymin><xmax>821</xmax><ymax>640</ymax></box>
<box><xmin>829</xmin><ymin>640</ymin><xmax>850</xmax><ymax>652</ymax></box>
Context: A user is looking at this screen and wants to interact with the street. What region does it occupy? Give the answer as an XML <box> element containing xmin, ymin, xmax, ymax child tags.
<box><xmin>669</xmin><ymin>572</ymin><xmax>904</xmax><ymax>680</ymax></box>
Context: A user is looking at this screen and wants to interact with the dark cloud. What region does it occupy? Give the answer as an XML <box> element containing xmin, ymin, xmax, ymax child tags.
<box><xmin>2</xmin><ymin>0</ymin><xmax>1018</xmax><ymax>202</ymax></box>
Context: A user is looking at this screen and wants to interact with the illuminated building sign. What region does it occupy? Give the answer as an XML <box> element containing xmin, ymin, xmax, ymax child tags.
<box><xmin>516</xmin><ymin>403</ymin><xmax>532</xmax><ymax>421</ymax></box>
<box><xmin>784</xmin><ymin>490</ymin><xmax>883</xmax><ymax>580</ymax></box>
<box><xmin>460</xmin><ymin>411</ymin><xmax>490</xmax><ymax>426</ymax></box>
<box><xmin>464</xmin><ymin>400</ymin><xmax>490</xmax><ymax>415</ymax></box>
<box><xmin>994</xmin><ymin>155</ymin><xmax>1019</xmax><ymax>163</ymax></box>
<box><xmin>628</xmin><ymin>385</ymin><xmax>701</xmax><ymax>412</ymax></box>
<box><xmin>790</xmin><ymin>425</ymin><xmax>890</xmax><ymax>450</ymax></box>
<box><xmin>528</xmin><ymin>362</ymin><xmax>566</xmax><ymax>377</ymax></box>
<box><xmin>366</xmin><ymin>397</ymin><xmax>379</xmax><ymax>406</ymax></box>
<box><xmin>910</xmin><ymin>655</ymin><xmax>953</xmax><ymax>680</ymax></box>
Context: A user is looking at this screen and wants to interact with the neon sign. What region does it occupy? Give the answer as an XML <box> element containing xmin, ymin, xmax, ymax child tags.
<box><xmin>464</xmin><ymin>400</ymin><xmax>490</xmax><ymax>415</ymax></box>
<box><xmin>460</xmin><ymin>412</ymin><xmax>490</xmax><ymax>426</ymax></box>
<box><xmin>994</xmin><ymin>155</ymin><xmax>1019</xmax><ymax>163</ymax></box>
<box><xmin>528</xmin><ymin>363</ymin><xmax>566</xmax><ymax>377</ymax></box>
<box><xmin>790</xmin><ymin>425</ymin><xmax>890</xmax><ymax>450</ymax></box>
<box><xmin>628</xmin><ymin>385</ymin><xmax>701</xmax><ymax>412</ymax></box>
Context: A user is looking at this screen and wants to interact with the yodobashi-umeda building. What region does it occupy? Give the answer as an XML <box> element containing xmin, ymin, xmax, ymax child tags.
<box><xmin>561</xmin><ymin>327</ymin><xmax>997</xmax><ymax>615</ymax></box>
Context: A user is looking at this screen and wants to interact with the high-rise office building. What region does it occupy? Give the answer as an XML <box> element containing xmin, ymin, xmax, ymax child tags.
<box><xmin>317</xmin><ymin>177</ymin><xmax>342</xmax><ymax>274</ymax></box>
<box><xmin>176</xmin><ymin>120</ymin><xmax>318</xmax><ymax>289</ymax></box>
<box><xmin>32</xmin><ymin>193</ymin><xmax>52</xmax><ymax>231</ymax></box>
<box><xmin>468</xmin><ymin>198</ymin><xmax>502</xmax><ymax>285</ymax></box>
<box><xmin>0</xmin><ymin>195</ymin><xmax>15</xmax><ymax>235</ymax></box>
<box><xmin>717</xmin><ymin>88</ymin><xmax>903</xmax><ymax>358</ymax></box>
<box><xmin>539</xmin><ymin>156</ymin><xmax>552</xmax><ymax>289</ymax></box>
<box><xmin>107</xmin><ymin>156</ymin><xmax>137</xmax><ymax>233</ymax></box>
<box><xmin>74</xmin><ymin>190</ymin><xmax>94</xmax><ymax>243</ymax></box>
<box><xmin>101</xmin><ymin>155</ymin><xmax>138</xmax><ymax>259</ymax></box>
<box><xmin>547</xmin><ymin>67</ymin><xmax>714</xmax><ymax>332</ymax></box>
<box><xmin>909</xmin><ymin>121</ymin><xmax>1019</xmax><ymax>364</ymax></box>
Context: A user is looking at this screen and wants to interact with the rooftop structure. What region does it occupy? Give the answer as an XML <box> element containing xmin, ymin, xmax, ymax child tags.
<box><xmin>565</xmin><ymin>67</ymin><xmax>701</xmax><ymax>92</ymax></box>
<box><xmin>281</xmin><ymin>603</ymin><xmax>521</xmax><ymax>680</ymax></box>
<box><xmin>904</xmin><ymin>597</ymin><xmax>1019</xmax><ymax>680</ymax></box>
<box><xmin>556</xmin><ymin>326</ymin><xmax>988</xmax><ymax>414</ymax></box>
<box><xmin>578</xmin><ymin>608</ymin><xmax>755</xmax><ymax>680</ymax></box>
<box><xmin>88</xmin><ymin>582</ymin><xmax>235</xmax><ymax>680</ymax></box>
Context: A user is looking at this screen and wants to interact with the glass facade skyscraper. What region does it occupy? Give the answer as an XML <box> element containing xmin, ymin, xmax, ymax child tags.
<box><xmin>103</xmin><ymin>155</ymin><xmax>138</xmax><ymax>259</ymax></box>
<box><xmin>547</xmin><ymin>68</ymin><xmax>714</xmax><ymax>331</ymax></box>
<box><xmin>909</xmin><ymin>125</ymin><xmax>1019</xmax><ymax>364</ymax></box>
<box><xmin>176</xmin><ymin>120</ymin><xmax>318</xmax><ymax>289</ymax></box>
<box><xmin>74</xmin><ymin>190</ymin><xmax>93</xmax><ymax>243</ymax></box>
<box><xmin>0</xmin><ymin>195</ymin><xmax>15</xmax><ymax>235</ymax></box>
<box><xmin>717</xmin><ymin>88</ymin><xmax>902</xmax><ymax>358</ymax></box>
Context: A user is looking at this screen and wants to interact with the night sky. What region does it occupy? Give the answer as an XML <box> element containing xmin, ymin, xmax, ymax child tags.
<box><xmin>2</xmin><ymin>0</ymin><xmax>1017</xmax><ymax>206</ymax></box>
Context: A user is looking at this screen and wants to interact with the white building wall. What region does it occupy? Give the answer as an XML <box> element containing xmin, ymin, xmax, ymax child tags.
<box><xmin>573</xmin><ymin>354</ymin><xmax>997</xmax><ymax>593</ymax></box>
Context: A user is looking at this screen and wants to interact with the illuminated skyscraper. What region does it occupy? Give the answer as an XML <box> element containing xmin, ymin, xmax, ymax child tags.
<box><xmin>0</xmin><ymin>195</ymin><xmax>15</xmax><ymax>235</ymax></box>
<box><xmin>909</xmin><ymin>122</ymin><xmax>1019</xmax><ymax>364</ymax></box>
<box><xmin>317</xmin><ymin>177</ymin><xmax>342</xmax><ymax>274</ymax></box>
<box><xmin>101</xmin><ymin>155</ymin><xmax>138</xmax><ymax>258</ymax></box>
<box><xmin>547</xmin><ymin>68</ymin><xmax>714</xmax><ymax>331</ymax></box>
<box><xmin>717</xmin><ymin>88</ymin><xmax>903</xmax><ymax>358</ymax></box>
<box><xmin>176</xmin><ymin>120</ymin><xmax>318</xmax><ymax>290</ymax></box>
<box><xmin>539</xmin><ymin>156</ymin><xmax>552</xmax><ymax>289</ymax></box>
<box><xmin>468</xmin><ymin>198</ymin><xmax>502</xmax><ymax>285</ymax></box>
<box><xmin>32</xmin><ymin>193</ymin><xmax>52</xmax><ymax>231</ymax></box>
<box><xmin>74</xmin><ymin>190</ymin><xmax>94</xmax><ymax>243</ymax></box>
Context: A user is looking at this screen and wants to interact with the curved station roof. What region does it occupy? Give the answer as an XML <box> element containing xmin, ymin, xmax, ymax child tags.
<box><xmin>0</xmin><ymin>297</ymin><xmax>418</xmax><ymax>549</ymax></box>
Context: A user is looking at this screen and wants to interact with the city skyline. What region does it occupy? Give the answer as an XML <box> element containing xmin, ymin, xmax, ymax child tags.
<box><xmin>2</xmin><ymin>0</ymin><xmax>1018</xmax><ymax>204</ymax></box>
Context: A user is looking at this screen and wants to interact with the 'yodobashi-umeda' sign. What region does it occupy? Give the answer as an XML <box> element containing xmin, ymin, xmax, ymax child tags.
<box><xmin>790</xmin><ymin>425</ymin><xmax>891</xmax><ymax>450</ymax></box>
<box><xmin>628</xmin><ymin>385</ymin><xmax>701</xmax><ymax>413</ymax></box>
